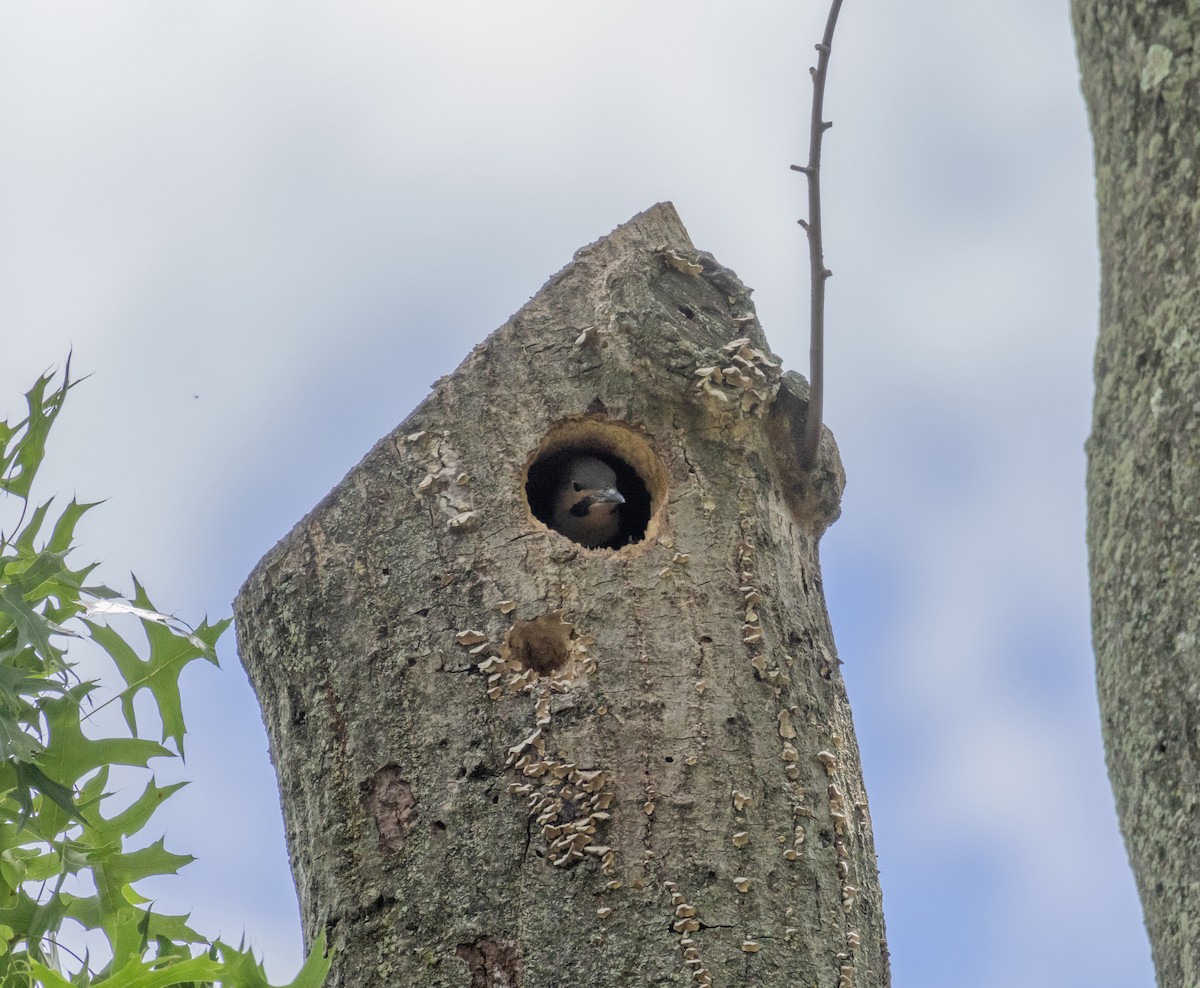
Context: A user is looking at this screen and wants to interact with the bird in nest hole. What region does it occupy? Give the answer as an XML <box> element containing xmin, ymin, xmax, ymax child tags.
<box><xmin>550</xmin><ymin>456</ymin><xmax>626</xmax><ymax>548</ymax></box>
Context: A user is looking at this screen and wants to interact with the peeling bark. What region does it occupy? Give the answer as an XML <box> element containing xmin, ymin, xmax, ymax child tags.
<box><xmin>235</xmin><ymin>203</ymin><xmax>887</xmax><ymax>987</ymax></box>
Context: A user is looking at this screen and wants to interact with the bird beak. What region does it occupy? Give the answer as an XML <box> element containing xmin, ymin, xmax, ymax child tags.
<box><xmin>595</xmin><ymin>488</ymin><xmax>625</xmax><ymax>505</ymax></box>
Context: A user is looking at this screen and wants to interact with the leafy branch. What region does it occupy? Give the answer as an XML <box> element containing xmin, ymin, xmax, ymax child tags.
<box><xmin>792</xmin><ymin>0</ymin><xmax>845</xmax><ymax>469</ymax></box>
<box><xmin>0</xmin><ymin>362</ymin><xmax>330</xmax><ymax>987</ymax></box>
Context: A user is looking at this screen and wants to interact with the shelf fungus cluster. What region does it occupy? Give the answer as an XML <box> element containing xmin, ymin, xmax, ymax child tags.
<box><xmin>654</xmin><ymin>538</ymin><xmax>691</xmax><ymax>580</ymax></box>
<box><xmin>733</xmin><ymin>501</ymin><xmax>817</xmax><ymax>869</ymax></box>
<box><xmin>735</xmin><ymin>515</ymin><xmax>795</xmax><ymax>696</ymax></box>
<box><xmin>737</xmin><ymin>520</ymin><xmax>765</xmax><ymax>651</ymax></box>
<box><xmin>454</xmin><ymin>611</ymin><xmax>613</xmax><ymax>872</ymax></box>
<box><xmin>503</xmin><ymin>729</ymin><xmax>616</xmax><ymax>873</ymax></box>
<box><xmin>694</xmin><ymin>337</ymin><xmax>781</xmax><ymax>416</ymax></box>
<box><xmin>775</xmin><ymin>728</ymin><xmax>814</xmax><ymax>865</ymax></box>
<box><xmin>838</xmin><ymin>929</ymin><xmax>862</xmax><ymax>987</ymax></box>
<box><xmin>737</xmin><ymin>519</ymin><xmax>796</xmax><ymax>738</ymax></box>
<box><xmin>405</xmin><ymin>429</ymin><xmax>478</xmax><ymax>531</ymax></box>
<box><xmin>816</xmin><ymin>747</ymin><xmax>859</xmax><ymax>918</ymax></box>
<box><xmin>663</xmin><ymin>880</ymin><xmax>712</xmax><ymax>988</ymax></box>
<box><xmin>660</xmin><ymin>247</ymin><xmax>704</xmax><ymax>277</ymax></box>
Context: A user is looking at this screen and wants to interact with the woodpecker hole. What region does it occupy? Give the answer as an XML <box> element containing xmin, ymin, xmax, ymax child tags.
<box><xmin>505</xmin><ymin>612</ymin><xmax>573</xmax><ymax>676</ymax></box>
<box><xmin>523</xmin><ymin>418</ymin><xmax>667</xmax><ymax>550</ymax></box>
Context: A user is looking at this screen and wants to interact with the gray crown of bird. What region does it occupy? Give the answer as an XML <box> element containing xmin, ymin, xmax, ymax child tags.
<box><xmin>550</xmin><ymin>455</ymin><xmax>626</xmax><ymax>548</ymax></box>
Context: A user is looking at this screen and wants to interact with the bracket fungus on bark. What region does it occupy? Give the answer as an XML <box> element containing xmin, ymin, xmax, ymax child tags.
<box><xmin>235</xmin><ymin>202</ymin><xmax>886</xmax><ymax>987</ymax></box>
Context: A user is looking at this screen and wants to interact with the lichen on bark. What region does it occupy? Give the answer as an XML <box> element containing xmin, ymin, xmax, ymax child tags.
<box><xmin>1075</xmin><ymin>3</ymin><xmax>1200</xmax><ymax>984</ymax></box>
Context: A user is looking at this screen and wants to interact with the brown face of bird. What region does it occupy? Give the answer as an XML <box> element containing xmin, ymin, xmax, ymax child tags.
<box><xmin>550</xmin><ymin>455</ymin><xmax>626</xmax><ymax>548</ymax></box>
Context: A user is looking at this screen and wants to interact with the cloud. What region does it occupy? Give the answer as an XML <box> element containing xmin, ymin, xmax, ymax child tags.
<box><xmin>0</xmin><ymin>3</ymin><xmax>1152</xmax><ymax>985</ymax></box>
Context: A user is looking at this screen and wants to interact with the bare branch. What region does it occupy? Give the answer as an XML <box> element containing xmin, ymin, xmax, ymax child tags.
<box><xmin>796</xmin><ymin>0</ymin><xmax>845</xmax><ymax>470</ymax></box>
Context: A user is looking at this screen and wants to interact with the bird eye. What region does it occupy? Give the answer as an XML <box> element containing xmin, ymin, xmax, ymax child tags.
<box><xmin>573</xmin><ymin>482</ymin><xmax>582</xmax><ymax>492</ymax></box>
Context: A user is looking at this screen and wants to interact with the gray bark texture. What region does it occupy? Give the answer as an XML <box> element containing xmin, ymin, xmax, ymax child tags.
<box><xmin>235</xmin><ymin>203</ymin><xmax>887</xmax><ymax>988</ymax></box>
<box><xmin>1075</xmin><ymin>5</ymin><xmax>1200</xmax><ymax>985</ymax></box>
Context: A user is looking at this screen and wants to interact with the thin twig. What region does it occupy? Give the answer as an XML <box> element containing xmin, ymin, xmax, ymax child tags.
<box><xmin>791</xmin><ymin>0</ymin><xmax>844</xmax><ymax>470</ymax></box>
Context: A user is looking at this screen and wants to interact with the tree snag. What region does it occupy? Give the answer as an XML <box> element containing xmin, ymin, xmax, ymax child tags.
<box><xmin>235</xmin><ymin>203</ymin><xmax>886</xmax><ymax>987</ymax></box>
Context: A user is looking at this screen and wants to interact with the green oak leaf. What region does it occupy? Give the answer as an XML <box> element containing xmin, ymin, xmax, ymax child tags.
<box><xmin>84</xmin><ymin>583</ymin><xmax>227</xmax><ymax>755</ymax></box>
<box><xmin>0</xmin><ymin>361</ymin><xmax>74</xmax><ymax>501</ymax></box>
<box><xmin>38</xmin><ymin>686</ymin><xmax>171</xmax><ymax>786</ymax></box>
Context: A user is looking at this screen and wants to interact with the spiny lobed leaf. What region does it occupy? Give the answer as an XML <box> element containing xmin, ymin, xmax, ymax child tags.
<box><xmin>0</xmin><ymin>361</ymin><xmax>327</xmax><ymax>986</ymax></box>
<box><xmin>0</xmin><ymin>362</ymin><xmax>72</xmax><ymax>502</ymax></box>
<box><xmin>25</xmin><ymin>931</ymin><xmax>332</xmax><ymax>988</ymax></box>
<box><xmin>38</xmin><ymin>687</ymin><xmax>172</xmax><ymax>786</ymax></box>
<box><xmin>85</xmin><ymin>585</ymin><xmax>228</xmax><ymax>757</ymax></box>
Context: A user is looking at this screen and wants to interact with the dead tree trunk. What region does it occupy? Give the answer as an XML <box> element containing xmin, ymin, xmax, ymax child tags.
<box><xmin>1074</xmin><ymin>6</ymin><xmax>1200</xmax><ymax>985</ymax></box>
<box><xmin>235</xmin><ymin>203</ymin><xmax>887</xmax><ymax>988</ymax></box>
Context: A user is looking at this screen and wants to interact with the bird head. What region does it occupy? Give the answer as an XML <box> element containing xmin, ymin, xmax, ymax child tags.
<box><xmin>550</xmin><ymin>455</ymin><xmax>626</xmax><ymax>548</ymax></box>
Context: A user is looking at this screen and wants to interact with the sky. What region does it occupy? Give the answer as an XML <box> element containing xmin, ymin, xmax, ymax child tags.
<box><xmin>0</xmin><ymin>3</ymin><xmax>1153</xmax><ymax>986</ymax></box>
